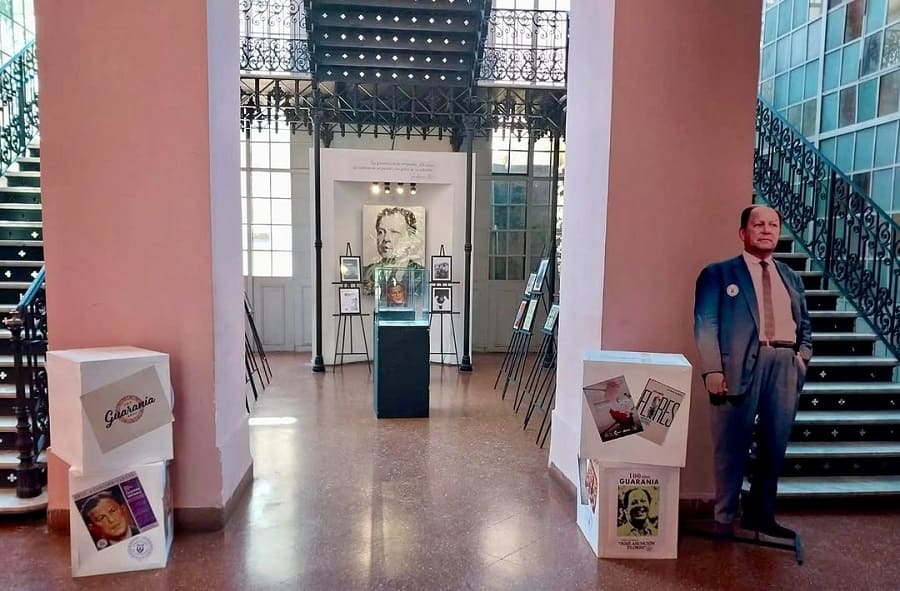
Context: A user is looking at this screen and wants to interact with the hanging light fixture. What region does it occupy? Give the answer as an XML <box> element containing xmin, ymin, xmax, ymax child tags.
<box><xmin>410</xmin><ymin>183</ymin><xmax>417</xmax><ymax>195</ymax></box>
<box><xmin>384</xmin><ymin>182</ymin><xmax>391</xmax><ymax>194</ymax></box>
<box><xmin>396</xmin><ymin>182</ymin><xmax>405</xmax><ymax>195</ymax></box>
<box><xmin>371</xmin><ymin>182</ymin><xmax>381</xmax><ymax>194</ymax></box>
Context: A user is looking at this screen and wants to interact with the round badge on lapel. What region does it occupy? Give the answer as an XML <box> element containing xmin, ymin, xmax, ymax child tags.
<box><xmin>726</xmin><ymin>284</ymin><xmax>739</xmax><ymax>297</ymax></box>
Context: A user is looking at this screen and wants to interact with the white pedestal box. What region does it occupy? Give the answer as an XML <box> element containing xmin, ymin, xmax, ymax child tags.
<box><xmin>47</xmin><ymin>347</ymin><xmax>174</xmax><ymax>473</ymax></box>
<box><xmin>576</xmin><ymin>351</ymin><xmax>693</xmax><ymax>559</ymax></box>
<box><xmin>580</xmin><ymin>351</ymin><xmax>692</xmax><ymax>468</ymax></box>
<box><xmin>69</xmin><ymin>461</ymin><xmax>174</xmax><ymax>577</ymax></box>
<box><xmin>576</xmin><ymin>459</ymin><xmax>681</xmax><ymax>559</ymax></box>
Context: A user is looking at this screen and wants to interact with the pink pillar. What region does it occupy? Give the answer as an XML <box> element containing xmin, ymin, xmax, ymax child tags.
<box><xmin>553</xmin><ymin>0</ymin><xmax>762</xmax><ymax>501</ymax></box>
<box><xmin>36</xmin><ymin>0</ymin><xmax>251</xmax><ymax>530</ymax></box>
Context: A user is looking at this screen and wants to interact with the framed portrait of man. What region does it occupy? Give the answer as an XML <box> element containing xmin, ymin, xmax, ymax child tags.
<box><xmin>339</xmin><ymin>287</ymin><xmax>361</xmax><ymax>314</ymax></box>
<box><xmin>431</xmin><ymin>286</ymin><xmax>452</xmax><ymax>312</ymax></box>
<box><xmin>512</xmin><ymin>299</ymin><xmax>528</xmax><ymax>330</ymax></box>
<box><xmin>339</xmin><ymin>256</ymin><xmax>361</xmax><ymax>283</ymax></box>
<box><xmin>431</xmin><ymin>255</ymin><xmax>452</xmax><ymax>282</ymax></box>
<box><xmin>362</xmin><ymin>205</ymin><xmax>426</xmax><ymax>292</ymax></box>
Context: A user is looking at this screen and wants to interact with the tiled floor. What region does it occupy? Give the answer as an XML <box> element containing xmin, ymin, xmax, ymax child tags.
<box><xmin>3</xmin><ymin>352</ymin><xmax>900</xmax><ymax>590</ymax></box>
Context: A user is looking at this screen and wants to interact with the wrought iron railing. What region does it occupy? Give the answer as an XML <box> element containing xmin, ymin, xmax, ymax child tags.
<box><xmin>0</xmin><ymin>40</ymin><xmax>38</xmax><ymax>176</ymax></box>
<box><xmin>3</xmin><ymin>266</ymin><xmax>47</xmax><ymax>498</ymax></box>
<box><xmin>240</xmin><ymin>0</ymin><xmax>311</xmax><ymax>74</ymax></box>
<box><xmin>479</xmin><ymin>9</ymin><xmax>568</xmax><ymax>86</ymax></box>
<box><xmin>754</xmin><ymin>97</ymin><xmax>900</xmax><ymax>360</ymax></box>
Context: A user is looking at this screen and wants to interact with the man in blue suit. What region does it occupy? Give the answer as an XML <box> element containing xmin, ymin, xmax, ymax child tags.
<box><xmin>694</xmin><ymin>205</ymin><xmax>812</xmax><ymax>539</ymax></box>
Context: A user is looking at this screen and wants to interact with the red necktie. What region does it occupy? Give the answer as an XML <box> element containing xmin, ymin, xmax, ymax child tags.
<box><xmin>760</xmin><ymin>260</ymin><xmax>776</xmax><ymax>341</ymax></box>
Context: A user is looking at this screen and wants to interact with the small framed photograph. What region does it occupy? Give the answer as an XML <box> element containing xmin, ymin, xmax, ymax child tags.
<box><xmin>524</xmin><ymin>273</ymin><xmax>537</xmax><ymax>296</ymax></box>
<box><xmin>532</xmin><ymin>259</ymin><xmax>549</xmax><ymax>294</ymax></box>
<box><xmin>522</xmin><ymin>298</ymin><xmax>539</xmax><ymax>332</ymax></box>
<box><xmin>431</xmin><ymin>255</ymin><xmax>452</xmax><ymax>282</ymax></box>
<box><xmin>339</xmin><ymin>256</ymin><xmax>361</xmax><ymax>283</ymax></box>
<box><xmin>431</xmin><ymin>286</ymin><xmax>452</xmax><ymax>312</ymax></box>
<box><xmin>339</xmin><ymin>287</ymin><xmax>361</xmax><ymax>314</ymax></box>
<box><xmin>512</xmin><ymin>299</ymin><xmax>528</xmax><ymax>330</ymax></box>
<box><xmin>543</xmin><ymin>303</ymin><xmax>560</xmax><ymax>333</ymax></box>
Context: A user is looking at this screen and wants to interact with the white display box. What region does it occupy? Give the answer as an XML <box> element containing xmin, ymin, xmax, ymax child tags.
<box><xmin>48</xmin><ymin>347</ymin><xmax>174</xmax><ymax>473</ymax></box>
<box><xmin>69</xmin><ymin>461</ymin><xmax>174</xmax><ymax>577</ymax></box>
<box><xmin>576</xmin><ymin>459</ymin><xmax>680</xmax><ymax>559</ymax></box>
<box><xmin>580</xmin><ymin>351</ymin><xmax>693</xmax><ymax>468</ymax></box>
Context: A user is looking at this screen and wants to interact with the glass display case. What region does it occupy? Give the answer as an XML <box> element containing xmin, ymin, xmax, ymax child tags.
<box><xmin>373</xmin><ymin>265</ymin><xmax>430</xmax><ymax>325</ymax></box>
<box><xmin>372</xmin><ymin>265</ymin><xmax>430</xmax><ymax>418</ymax></box>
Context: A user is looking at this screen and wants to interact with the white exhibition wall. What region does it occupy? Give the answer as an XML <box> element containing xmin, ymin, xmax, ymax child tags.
<box><xmin>312</xmin><ymin>148</ymin><xmax>472</xmax><ymax>365</ymax></box>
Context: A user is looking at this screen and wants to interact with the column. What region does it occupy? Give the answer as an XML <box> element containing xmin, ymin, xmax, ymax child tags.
<box><xmin>36</xmin><ymin>0</ymin><xmax>251</xmax><ymax>530</ymax></box>
<box><xmin>551</xmin><ymin>0</ymin><xmax>762</xmax><ymax>499</ymax></box>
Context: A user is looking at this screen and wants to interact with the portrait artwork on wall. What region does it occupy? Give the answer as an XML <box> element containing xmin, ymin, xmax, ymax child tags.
<box><xmin>431</xmin><ymin>255</ymin><xmax>452</xmax><ymax>282</ymax></box>
<box><xmin>339</xmin><ymin>256</ymin><xmax>362</xmax><ymax>283</ymax></box>
<box><xmin>431</xmin><ymin>286</ymin><xmax>452</xmax><ymax>312</ymax></box>
<box><xmin>362</xmin><ymin>205</ymin><xmax>426</xmax><ymax>293</ymax></box>
<box><xmin>339</xmin><ymin>287</ymin><xmax>362</xmax><ymax>315</ymax></box>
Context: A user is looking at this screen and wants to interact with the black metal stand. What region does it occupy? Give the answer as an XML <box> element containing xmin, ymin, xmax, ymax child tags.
<box><xmin>429</xmin><ymin>310</ymin><xmax>460</xmax><ymax>365</ymax></box>
<box><xmin>682</xmin><ymin>521</ymin><xmax>804</xmax><ymax>565</ymax></box>
<box><xmin>245</xmin><ymin>295</ymin><xmax>272</xmax><ymax>383</ymax></box>
<box><xmin>516</xmin><ymin>329</ymin><xmax>556</xmax><ymax>415</ymax></box>
<box><xmin>332</xmin><ymin>313</ymin><xmax>372</xmax><ymax>373</ymax></box>
<box><xmin>501</xmin><ymin>329</ymin><xmax>532</xmax><ymax>401</ymax></box>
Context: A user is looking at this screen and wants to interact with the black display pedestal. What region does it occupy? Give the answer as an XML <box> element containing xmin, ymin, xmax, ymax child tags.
<box><xmin>374</xmin><ymin>310</ymin><xmax>430</xmax><ymax>418</ymax></box>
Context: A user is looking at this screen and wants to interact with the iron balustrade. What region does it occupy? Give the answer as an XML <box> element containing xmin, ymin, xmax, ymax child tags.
<box><xmin>240</xmin><ymin>0</ymin><xmax>310</xmax><ymax>74</ymax></box>
<box><xmin>0</xmin><ymin>40</ymin><xmax>38</xmax><ymax>176</ymax></box>
<box><xmin>479</xmin><ymin>9</ymin><xmax>568</xmax><ymax>86</ymax></box>
<box><xmin>754</xmin><ymin>97</ymin><xmax>900</xmax><ymax>360</ymax></box>
<box><xmin>3</xmin><ymin>266</ymin><xmax>46</xmax><ymax>498</ymax></box>
<box><xmin>238</xmin><ymin>1</ymin><xmax>569</xmax><ymax>86</ymax></box>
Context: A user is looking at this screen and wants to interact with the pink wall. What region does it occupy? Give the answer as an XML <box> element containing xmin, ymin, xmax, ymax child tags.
<box><xmin>600</xmin><ymin>1</ymin><xmax>762</xmax><ymax>496</ymax></box>
<box><xmin>36</xmin><ymin>0</ymin><xmax>248</xmax><ymax>512</ymax></box>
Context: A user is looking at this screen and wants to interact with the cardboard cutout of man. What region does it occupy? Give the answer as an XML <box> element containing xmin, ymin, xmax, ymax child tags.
<box><xmin>694</xmin><ymin>205</ymin><xmax>811</xmax><ymax>539</ymax></box>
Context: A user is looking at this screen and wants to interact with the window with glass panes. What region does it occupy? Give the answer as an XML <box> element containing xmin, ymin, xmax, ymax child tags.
<box><xmin>241</xmin><ymin>126</ymin><xmax>293</xmax><ymax>277</ymax></box>
<box><xmin>760</xmin><ymin>0</ymin><xmax>900</xmax><ymax>212</ymax></box>
<box><xmin>0</xmin><ymin>0</ymin><xmax>34</xmax><ymax>62</ymax></box>
<box><xmin>489</xmin><ymin>128</ymin><xmax>565</xmax><ymax>281</ymax></box>
<box><xmin>489</xmin><ymin>0</ymin><xmax>570</xmax><ymax>86</ymax></box>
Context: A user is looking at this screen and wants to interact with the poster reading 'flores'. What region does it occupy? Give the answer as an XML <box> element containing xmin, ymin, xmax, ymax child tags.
<box><xmin>81</xmin><ymin>367</ymin><xmax>173</xmax><ymax>453</ymax></box>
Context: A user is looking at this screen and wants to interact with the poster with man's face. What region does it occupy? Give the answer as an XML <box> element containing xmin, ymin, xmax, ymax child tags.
<box><xmin>363</xmin><ymin>205</ymin><xmax>426</xmax><ymax>271</ymax></box>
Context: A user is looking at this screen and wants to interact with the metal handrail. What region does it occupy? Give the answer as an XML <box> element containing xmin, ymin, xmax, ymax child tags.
<box><xmin>0</xmin><ymin>39</ymin><xmax>38</xmax><ymax>176</ymax></box>
<box><xmin>754</xmin><ymin>97</ymin><xmax>900</xmax><ymax>360</ymax></box>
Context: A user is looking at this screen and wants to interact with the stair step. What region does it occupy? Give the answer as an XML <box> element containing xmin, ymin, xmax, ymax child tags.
<box><xmin>0</xmin><ymin>417</ymin><xmax>14</xmax><ymax>430</ymax></box>
<box><xmin>0</xmin><ymin>384</ymin><xmax>32</xmax><ymax>398</ymax></box>
<box><xmin>0</xmin><ymin>449</ymin><xmax>45</xmax><ymax>467</ymax></box>
<box><xmin>0</xmin><ymin>488</ymin><xmax>47</xmax><ymax>514</ymax></box>
<box><xmin>0</xmin><ymin>260</ymin><xmax>43</xmax><ymax>267</ymax></box>
<box><xmin>0</xmin><ymin>281</ymin><xmax>35</xmax><ymax>289</ymax></box>
<box><xmin>809</xmin><ymin>311</ymin><xmax>857</xmax><ymax>318</ymax></box>
<box><xmin>806</xmin><ymin>289</ymin><xmax>841</xmax><ymax>297</ymax></box>
<box><xmin>786</xmin><ymin>441</ymin><xmax>900</xmax><ymax>457</ymax></box>
<box><xmin>804</xmin><ymin>382</ymin><xmax>900</xmax><ymax>394</ymax></box>
<box><xmin>0</xmin><ymin>186</ymin><xmax>41</xmax><ymax>204</ymax></box>
<box><xmin>0</xmin><ymin>203</ymin><xmax>40</xmax><ymax>211</ymax></box>
<box><xmin>775</xmin><ymin>475</ymin><xmax>900</xmax><ymax>497</ymax></box>
<box><xmin>795</xmin><ymin>410</ymin><xmax>900</xmax><ymax>424</ymax></box>
<box><xmin>808</xmin><ymin>356</ymin><xmax>897</xmax><ymax>366</ymax></box>
<box><xmin>812</xmin><ymin>332</ymin><xmax>876</xmax><ymax>341</ymax></box>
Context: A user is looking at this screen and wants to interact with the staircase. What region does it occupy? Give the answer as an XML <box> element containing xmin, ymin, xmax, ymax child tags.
<box><xmin>0</xmin><ymin>143</ymin><xmax>47</xmax><ymax>513</ymax></box>
<box><xmin>771</xmin><ymin>236</ymin><xmax>900</xmax><ymax>496</ymax></box>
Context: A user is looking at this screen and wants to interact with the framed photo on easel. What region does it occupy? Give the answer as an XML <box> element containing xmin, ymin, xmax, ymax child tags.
<box><xmin>339</xmin><ymin>256</ymin><xmax>362</xmax><ymax>283</ymax></box>
<box><xmin>431</xmin><ymin>255</ymin><xmax>452</xmax><ymax>282</ymax></box>
<box><xmin>431</xmin><ymin>285</ymin><xmax>452</xmax><ymax>312</ymax></box>
<box><xmin>339</xmin><ymin>287</ymin><xmax>361</xmax><ymax>314</ymax></box>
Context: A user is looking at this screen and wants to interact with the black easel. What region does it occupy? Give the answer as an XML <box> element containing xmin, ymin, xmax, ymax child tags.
<box><xmin>522</xmin><ymin>301</ymin><xmax>559</xmax><ymax>448</ymax></box>
<box><xmin>245</xmin><ymin>294</ymin><xmax>272</xmax><ymax>384</ymax></box>
<box><xmin>332</xmin><ymin>243</ymin><xmax>371</xmax><ymax>373</ymax></box>
<box><xmin>429</xmin><ymin>244</ymin><xmax>460</xmax><ymax>365</ymax></box>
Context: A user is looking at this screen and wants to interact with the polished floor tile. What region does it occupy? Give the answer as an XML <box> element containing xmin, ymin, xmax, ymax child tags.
<box><xmin>2</xmin><ymin>353</ymin><xmax>900</xmax><ymax>590</ymax></box>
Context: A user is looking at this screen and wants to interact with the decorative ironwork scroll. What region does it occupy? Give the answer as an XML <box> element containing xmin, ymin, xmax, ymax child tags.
<box><xmin>0</xmin><ymin>40</ymin><xmax>38</xmax><ymax>176</ymax></box>
<box><xmin>479</xmin><ymin>9</ymin><xmax>567</xmax><ymax>86</ymax></box>
<box><xmin>754</xmin><ymin>98</ymin><xmax>900</xmax><ymax>359</ymax></box>
<box><xmin>239</xmin><ymin>0</ymin><xmax>311</xmax><ymax>74</ymax></box>
<box><xmin>17</xmin><ymin>267</ymin><xmax>48</xmax><ymax>460</ymax></box>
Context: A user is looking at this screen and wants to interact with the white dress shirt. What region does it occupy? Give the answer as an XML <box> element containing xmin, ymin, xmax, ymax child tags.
<box><xmin>742</xmin><ymin>251</ymin><xmax>796</xmax><ymax>343</ymax></box>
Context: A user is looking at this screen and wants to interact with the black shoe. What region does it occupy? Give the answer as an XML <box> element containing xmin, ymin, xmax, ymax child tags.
<box><xmin>740</xmin><ymin>516</ymin><xmax>796</xmax><ymax>539</ymax></box>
